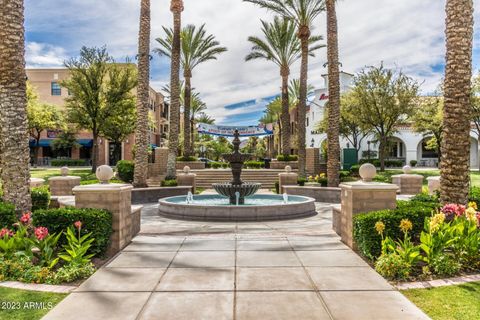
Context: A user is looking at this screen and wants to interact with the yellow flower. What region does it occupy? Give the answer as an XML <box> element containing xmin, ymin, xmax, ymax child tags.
<box><xmin>429</xmin><ymin>213</ymin><xmax>445</xmax><ymax>233</ymax></box>
<box><xmin>320</xmin><ymin>173</ymin><xmax>326</xmax><ymax>178</ymax></box>
<box><xmin>375</xmin><ymin>221</ymin><xmax>385</xmax><ymax>235</ymax></box>
<box><xmin>465</xmin><ymin>207</ymin><xmax>477</xmax><ymax>223</ymax></box>
<box><xmin>308</xmin><ymin>175</ymin><xmax>313</xmax><ymax>181</ymax></box>
<box><xmin>399</xmin><ymin>219</ymin><xmax>413</xmax><ymax>233</ymax></box>
<box><xmin>469</xmin><ymin>201</ymin><xmax>478</xmax><ymax>210</ymax></box>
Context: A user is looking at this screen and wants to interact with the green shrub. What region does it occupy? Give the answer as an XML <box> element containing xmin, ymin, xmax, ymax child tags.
<box><xmin>211</xmin><ymin>162</ymin><xmax>222</xmax><ymax>169</ymax></box>
<box><xmin>410</xmin><ymin>160</ymin><xmax>418</xmax><ymax>167</ymax></box>
<box><xmin>297</xmin><ymin>178</ymin><xmax>307</xmax><ymax>186</ymax></box>
<box><xmin>353</xmin><ymin>201</ymin><xmax>439</xmax><ymax>260</ymax></box>
<box><xmin>468</xmin><ymin>186</ymin><xmax>480</xmax><ymax>204</ymax></box>
<box><xmin>31</xmin><ymin>186</ymin><xmax>50</xmax><ymax>212</ymax></box>
<box><xmin>50</xmin><ymin>159</ymin><xmax>88</xmax><ymax>167</ymax></box>
<box><xmin>358</xmin><ymin>158</ymin><xmax>403</xmax><ymax>167</ymax></box>
<box><xmin>375</xmin><ymin>253</ymin><xmax>411</xmax><ymax>280</ymax></box>
<box><xmin>176</xmin><ymin>156</ymin><xmax>198</xmax><ymax>162</ymax></box>
<box><xmin>0</xmin><ymin>202</ymin><xmax>16</xmax><ymax>229</ymax></box>
<box><xmin>32</xmin><ymin>207</ymin><xmax>112</xmax><ymax>256</ymax></box>
<box><xmin>161</xmin><ymin>179</ymin><xmax>178</xmax><ymax>187</ymax></box>
<box><xmin>116</xmin><ymin>160</ymin><xmax>134</xmax><ymax>183</ymax></box>
<box><xmin>409</xmin><ymin>193</ymin><xmax>438</xmax><ymax>204</ymax></box>
<box><xmin>430</xmin><ymin>254</ymin><xmax>461</xmax><ymax>277</ymax></box>
<box><xmin>275</xmin><ymin>181</ymin><xmax>279</xmax><ymax>194</ymax></box>
<box><xmin>46</xmin><ymin>262</ymin><xmax>95</xmax><ymax>284</ymax></box>
<box><xmin>221</xmin><ymin>162</ymin><xmax>230</xmax><ymax>169</ymax></box>
<box><xmin>350</xmin><ymin>164</ymin><xmax>360</xmax><ymax>174</ymax></box>
<box><xmin>244</xmin><ymin>161</ymin><xmax>264</xmax><ymax>169</ymax></box>
<box><xmin>276</xmin><ymin>155</ymin><xmax>298</xmax><ymax>162</ymax></box>
<box><xmin>339</xmin><ymin>170</ymin><xmax>351</xmax><ymax>178</ymax></box>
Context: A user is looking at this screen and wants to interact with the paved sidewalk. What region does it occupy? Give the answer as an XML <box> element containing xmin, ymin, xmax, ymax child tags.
<box><xmin>44</xmin><ymin>204</ymin><xmax>429</xmax><ymax>320</ymax></box>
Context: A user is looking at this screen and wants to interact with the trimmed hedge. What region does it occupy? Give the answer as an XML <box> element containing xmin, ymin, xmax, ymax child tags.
<box><xmin>161</xmin><ymin>179</ymin><xmax>178</xmax><ymax>187</ymax></box>
<box><xmin>50</xmin><ymin>159</ymin><xmax>88</xmax><ymax>167</ymax></box>
<box><xmin>469</xmin><ymin>186</ymin><xmax>480</xmax><ymax>203</ymax></box>
<box><xmin>176</xmin><ymin>156</ymin><xmax>198</xmax><ymax>162</ymax></box>
<box><xmin>353</xmin><ymin>200</ymin><xmax>439</xmax><ymax>261</ymax></box>
<box><xmin>244</xmin><ymin>161</ymin><xmax>265</xmax><ymax>169</ymax></box>
<box><xmin>33</xmin><ymin>207</ymin><xmax>112</xmax><ymax>256</ymax></box>
<box><xmin>209</xmin><ymin>162</ymin><xmax>230</xmax><ymax>169</ymax></box>
<box><xmin>117</xmin><ymin>160</ymin><xmax>134</xmax><ymax>183</ymax></box>
<box><xmin>31</xmin><ymin>186</ymin><xmax>50</xmax><ymax>212</ymax></box>
<box><xmin>358</xmin><ymin>158</ymin><xmax>404</xmax><ymax>168</ymax></box>
<box><xmin>0</xmin><ymin>201</ymin><xmax>16</xmax><ymax>229</ymax></box>
<box><xmin>276</xmin><ymin>155</ymin><xmax>298</xmax><ymax>162</ymax></box>
<box><xmin>350</xmin><ymin>164</ymin><xmax>360</xmax><ymax>174</ymax></box>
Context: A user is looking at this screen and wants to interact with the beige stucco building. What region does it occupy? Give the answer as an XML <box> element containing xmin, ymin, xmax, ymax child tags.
<box><xmin>26</xmin><ymin>68</ymin><xmax>169</xmax><ymax>166</ymax></box>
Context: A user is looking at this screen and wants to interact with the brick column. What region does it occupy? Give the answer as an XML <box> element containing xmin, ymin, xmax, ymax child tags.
<box><xmin>148</xmin><ymin>147</ymin><xmax>169</xmax><ymax>177</ymax></box>
<box><xmin>306</xmin><ymin>148</ymin><xmax>320</xmax><ymax>176</ymax></box>
<box><xmin>278</xmin><ymin>166</ymin><xmax>298</xmax><ymax>194</ymax></box>
<box><xmin>177</xmin><ymin>166</ymin><xmax>196</xmax><ymax>193</ymax></box>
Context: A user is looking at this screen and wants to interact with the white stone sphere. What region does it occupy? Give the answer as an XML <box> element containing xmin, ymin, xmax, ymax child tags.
<box><xmin>60</xmin><ymin>166</ymin><xmax>69</xmax><ymax>176</ymax></box>
<box><xmin>183</xmin><ymin>166</ymin><xmax>191</xmax><ymax>174</ymax></box>
<box><xmin>285</xmin><ymin>165</ymin><xmax>292</xmax><ymax>173</ymax></box>
<box><xmin>359</xmin><ymin>163</ymin><xmax>377</xmax><ymax>182</ymax></box>
<box><xmin>96</xmin><ymin>165</ymin><xmax>114</xmax><ymax>183</ymax></box>
<box><xmin>402</xmin><ymin>165</ymin><xmax>412</xmax><ymax>174</ymax></box>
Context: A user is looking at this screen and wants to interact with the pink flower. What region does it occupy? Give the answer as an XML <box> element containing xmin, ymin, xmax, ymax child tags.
<box><xmin>20</xmin><ymin>212</ymin><xmax>32</xmax><ymax>225</ymax></box>
<box><xmin>477</xmin><ymin>213</ymin><xmax>480</xmax><ymax>228</ymax></box>
<box><xmin>34</xmin><ymin>227</ymin><xmax>49</xmax><ymax>241</ymax></box>
<box><xmin>74</xmin><ymin>221</ymin><xmax>82</xmax><ymax>230</ymax></box>
<box><xmin>441</xmin><ymin>204</ymin><xmax>466</xmax><ymax>220</ymax></box>
<box><xmin>0</xmin><ymin>228</ymin><xmax>14</xmax><ymax>238</ymax></box>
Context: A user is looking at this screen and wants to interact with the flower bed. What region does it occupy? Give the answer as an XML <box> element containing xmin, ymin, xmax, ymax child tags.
<box><xmin>0</xmin><ymin>209</ymin><xmax>111</xmax><ymax>285</ymax></box>
<box><xmin>359</xmin><ymin>200</ymin><xmax>480</xmax><ymax>281</ymax></box>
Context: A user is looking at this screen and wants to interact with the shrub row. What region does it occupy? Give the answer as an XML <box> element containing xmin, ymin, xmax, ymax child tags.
<box><xmin>244</xmin><ymin>161</ymin><xmax>265</xmax><ymax>169</ymax></box>
<box><xmin>0</xmin><ymin>202</ymin><xmax>16</xmax><ymax>229</ymax></box>
<box><xmin>176</xmin><ymin>156</ymin><xmax>198</xmax><ymax>162</ymax></box>
<box><xmin>33</xmin><ymin>207</ymin><xmax>112</xmax><ymax>256</ymax></box>
<box><xmin>353</xmin><ymin>200</ymin><xmax>440</xmax><ymax>260</ymax></box>
<box><xmin>117</xmin><ymin>160</ymin><xmax>134</xmax><ymax>183</ymax></box>
<box><xmin>276</xmin><ymin>155</ymin><xmax>298</xmax><ymax>162</ymax></box>
<box><xmin>208</xmin><ymin>162</ymin><xmax>230</xmax><ymax>169</ymax></box>
<box><xmin>50</xmin><ymin>159</ymin><xmax>88</xmax><ymax>167</ymax></box>
<box><xmin>161</xmin><ymin>179</ymin><xmax>178</xmax><ymax>187</ymax></box>
<box><xmin>31</xmin><ymin>186</ymin><xmax>50</xmax><ymax>212</ymax></box>
<box><xmin>358</xmin><ymin>158</ymin><xmax>404</xmax><ymax>168</ymax></box>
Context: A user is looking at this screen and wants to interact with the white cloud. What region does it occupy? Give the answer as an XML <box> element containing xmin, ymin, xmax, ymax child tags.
<box><xmin>25</xmin><ymin>0</ymin><xmax>480</xmax><ymax>123</ymax></box>
<box><xmin>25</xmin><ymin>42</ymin><xmax>68</xmax><ymax>67</ymax></box>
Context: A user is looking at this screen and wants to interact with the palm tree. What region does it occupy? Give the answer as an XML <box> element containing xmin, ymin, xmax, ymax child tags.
<box><xmin>245</xmin><ymin>0</ymin><xmax>325</xmax><ymax>177</ymax></box>
<box><xmin>246</xmin><ymin>16</ymin><xmax>323</xmax><ymax>157</ymax></box>
<box><xmin>156</xmin><ymin>24</ymin><xmax>226</xmax><ymax>158</ymax></box>
<box><xmin>440</xmin><ymin>0</ymin><xmax>474</xmax><ymax>204</ymax></box>
<box><xmin>190</xmin><ymin>92</ymin><xmax>208</xmax><ymax>145</ymax></box>
<box><xmin>0</xmin><ymin>0</ymin><xmax>32</xmax><ymax>212</ymax></box>
<box><xmin>326</xmin><ymin>0</ymin><xmax>340</xmax><ymax>187</ymax></box>
<box><xmin>165</xmin><ymin>0</ymin><xmax>184</xmax><ymax>179</ymax></box>
<box><xmin>133</xmin><ymin>0</ymin><xmax>151</xmax><ymax>188</ymax></box>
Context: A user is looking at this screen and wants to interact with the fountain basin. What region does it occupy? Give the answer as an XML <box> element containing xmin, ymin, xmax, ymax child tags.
<box><xmin>158</xmin><ymin>194</ymin><xmax>316</xmax><ymax>221</ymax></box>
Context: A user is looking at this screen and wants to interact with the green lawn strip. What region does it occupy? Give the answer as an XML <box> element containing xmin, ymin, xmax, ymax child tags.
<box><xmin>401</xmin><ymin>281</ymin><xmax>480</xmax><ymax>320</ymax></box>
<box><xmin>30</xmin><ymin>168</ymin><xmax>94</xmax><ymax>181</ymax></box>
<box><xmin>0</xmin><ymin>287</ymin><xmax>67</xmax><ymax>320</ymax></box>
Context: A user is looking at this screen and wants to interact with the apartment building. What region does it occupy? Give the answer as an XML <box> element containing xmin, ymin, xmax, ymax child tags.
<box><xmin>26</xmin><ymin>68</ymin><xmax>169</xmax><ymax>166</ymax></box>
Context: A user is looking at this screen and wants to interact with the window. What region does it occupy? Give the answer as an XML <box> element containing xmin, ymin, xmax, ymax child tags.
<box><xmin>51</xmin><ymin>82</ymin><xmax>61</xmax><ymax>96</ymax></box>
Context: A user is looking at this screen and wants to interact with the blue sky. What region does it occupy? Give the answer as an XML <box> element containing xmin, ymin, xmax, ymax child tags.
<box><xmin>24</xmin><ymin>0</ymin><xmax>480</xmax><ymax>126</ymax></box>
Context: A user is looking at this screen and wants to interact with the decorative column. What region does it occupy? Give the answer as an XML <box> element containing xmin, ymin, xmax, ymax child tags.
<box><xmin>48</xmin><ymin>167</ymin><xmax>81</xmax><ymax>196</ymax></box>
<box><xmin>177</xmin><ymin>166</ymin><xmax>196</xmax><ymax>193</ymax></box>
<box><xmin>391</xmin><ymin>165</ymin><xmax>424</xmax><ymax>195</ymax></box>
<box><xmin>306</xmin><ymin>148</ymin><xmax>320</xmax><ymax>176</ymax></box>
<box><xmin>278</xmin><ymin>166</ymin><xmax>298</xmax><ymax>194</ymax></box>
<box><xmin>339</xmin><ymin>164</ymin><xmax>398</xmax><ymax>248</ymax></box>
<box><xmin>427</xmin><ymin>176</ymin><xmax>441</xmax><ymax>195</ymax></box>
<box><xmin>30</xmin><ymin>178</ymin><xmax>45</xmax><ymax>188</ymax></box>
<box><xmin>73</xmin><ymin>165</ymin><xmax>139</xmax><ymax>255</ymax></box>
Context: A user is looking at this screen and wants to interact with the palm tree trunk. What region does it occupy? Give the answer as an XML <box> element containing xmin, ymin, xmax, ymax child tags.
<box><xmin>326</xmin><ymin>0</ymin><xmax>341</xmax><ymax>187</ymax></box>
<box><xmin>0</xmin><ymin>0</ymin><xmax>32</xmax><ymax>212</ymax></box>
<box><xmin>92</xmin><ymin>131</ymin><xmax>99</xmax><ymax>172</ymax></box>
<box><xmin>166</xmin><ymin>0</ymin><xmax>183</xmax><ymax>179</ymax></box>
<box><xmin>183</xmin><ymin>72</ymin><xmax>192</xmax><ymax>157</ymax></box>
<box><xmin>133</xmin><ymin>0</ymin><xmax>151</xmax><ymax>187</ymax></box>
<box><xmin>440</xmin><ymin>0</ymin><xmax>473</xmax><ymax>204</ymax></box>
<box><xmin>297</xmin><ymin>34</ymin><xmax>309</xmax><ymax>178</ymax></box>
<box><xmin>280</xmin><ymin>73</ymin><xmax>291</xmax><ymax>157</ymax></box>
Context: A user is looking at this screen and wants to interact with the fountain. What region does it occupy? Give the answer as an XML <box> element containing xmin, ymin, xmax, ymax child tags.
<box><xmin>212</xmin><ymin>130</ymin><xmax>261</xmax><ymax>204</ymax></box>
<box><xmin>157</xmin><ymin>130</ymin><xmax>316</xmax><ymax>221</ymax></box>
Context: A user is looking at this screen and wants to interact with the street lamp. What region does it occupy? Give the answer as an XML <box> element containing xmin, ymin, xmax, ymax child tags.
<box><xmin>199</xmin><ymin>145</ymin><xmax>206</xmax><ymax>158</ymax></box>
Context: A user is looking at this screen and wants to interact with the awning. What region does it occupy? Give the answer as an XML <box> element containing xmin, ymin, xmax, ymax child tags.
<box><xmin>77</xmin><ymin>139</ymin><xmax>93</xmax><ymax>148</ymax></box>
<box><xmin>29</xmin><ymin>139</ymin><xmax>53</xmax><ymax>147</ymax></box>
<box><xmin>150</xmin><ymin>144</ymin><xmax>158</xmax><ymax>148</ymax></box>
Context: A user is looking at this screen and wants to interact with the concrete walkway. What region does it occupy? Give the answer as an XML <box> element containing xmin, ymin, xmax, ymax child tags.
<box><xmin>44</xmin><ymin>203</ymin><xmax>429</xmax><ymax>320</ymax></box>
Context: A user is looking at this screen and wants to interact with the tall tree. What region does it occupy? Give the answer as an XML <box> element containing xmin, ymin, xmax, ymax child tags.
<box><xmin>133</xmin><ymin>0</ymin><xmax>151</xmax><ymax>187</ymax></box>
<box><xmin>440</xmin><ymin>0</ymin><xmax>474</xmax><ymax>204</ymax></box>
<box><xmin>155</xmin><ymin>24</ymin><xmax>226</xmax><ymax>157</ymax></box>
<box><xmin>62</xmin><ymin>47</ymin><xmax>137</xmax><ymax>172</ymax></box>
<box><xmin>0</xmin><ymin>0</ymin><xmax>32</xmax><ymax>212</ymax></box>
<box><xmin>326</xmin><ymin>0</ymin><xmax>340</xmax><ymax>187</ymax></box>
<box><xmin>246</xmin><ymin>16</ymin><xmax>323</xmax><ymax>157</ymax></box>
<box><xmin>245</xmin><ymin>0</ymin><xmax>325</xmax><ymax>178</ymax></box>
<box><xmin>26</xmin><ymin>83</ymin><xmax>63</xmax><ymax>166</ymax></box>
<box><xmin>165</xmin><ymin>0</ymin><xmax>184</xmax><ymax>179</ymax></box>
<box><xmin>352</xmin><ymin>65</ymin><xmax>418</xmax><ymax>171</ymax></box>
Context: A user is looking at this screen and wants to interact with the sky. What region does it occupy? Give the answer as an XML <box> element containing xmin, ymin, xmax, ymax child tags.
<box><xmin>24</xmin><ymin>0</ymin><xmax>480</xmax><ymax>126</ymax></box>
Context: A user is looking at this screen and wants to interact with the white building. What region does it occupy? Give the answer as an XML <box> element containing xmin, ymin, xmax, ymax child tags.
<box><xmin>306</xmin><ymin>72</ymin><xmax>479</xmax><ymax>168</ymax></box>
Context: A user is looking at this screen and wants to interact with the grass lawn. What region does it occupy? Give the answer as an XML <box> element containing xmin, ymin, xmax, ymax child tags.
<box><xmin>402</xmin><ymin>281</ymin><xmax>480</xmax><ymax>320</ymax></box>
<box><xmin>0</xmin><ymin>287</ymin><xmax>67</xmax><ymax>320</ymax></box>
<box><xmin>30</xmin><ymin>168</ymin><xmax>94</xmax><ymax>181</ymax></box>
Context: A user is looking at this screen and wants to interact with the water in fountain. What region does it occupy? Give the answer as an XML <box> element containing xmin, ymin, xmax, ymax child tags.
<box><xmin>212</xmin><ymin>130</ymin><xmax>261</xmax><ymax>204</ymax></box>
<box><xmin>283</xmin><ymin>193</ymin><xmax>288</xmax><ymax>204</ymax></box>
<box><xmin>186</xmin><ymin>191</ymin><xmax>194</xmax><ymax>204</ymax></box>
